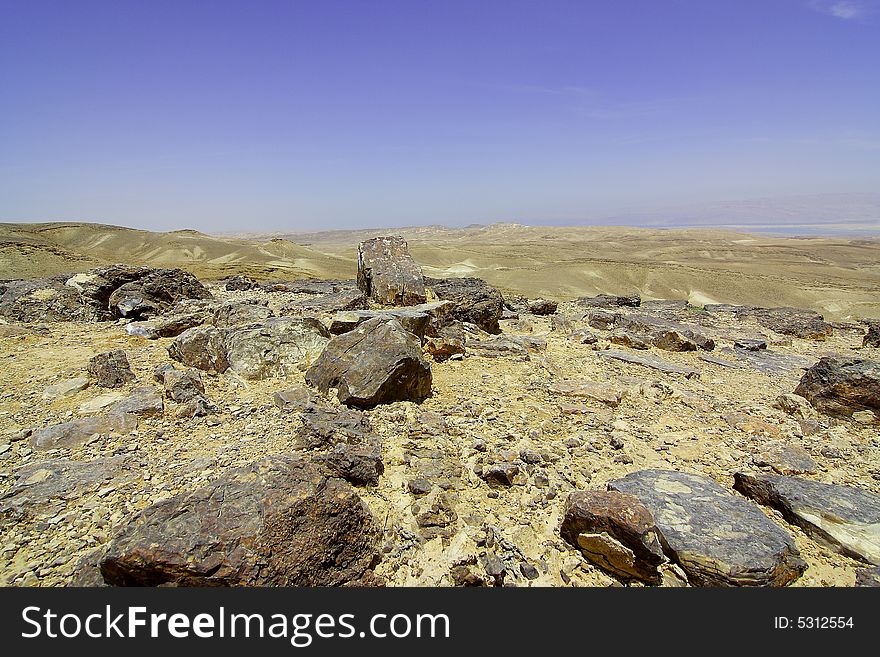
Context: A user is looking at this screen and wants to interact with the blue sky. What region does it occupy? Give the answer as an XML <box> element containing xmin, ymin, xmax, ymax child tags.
<box><xmin>1</xmin><ymin>0</ymin><xmax>878</xmax><ymax>232</ymax></box>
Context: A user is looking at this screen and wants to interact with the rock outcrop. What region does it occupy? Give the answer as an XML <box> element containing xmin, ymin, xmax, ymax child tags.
<box><xmin>794</xmin><ymin>356</ymin><xmax>880</xmax><ymax>421</ymax></box>
<box><xmin>357</xmin><ymin>236</ymin><xmax>426</xmax><ymax>306</ymax></box>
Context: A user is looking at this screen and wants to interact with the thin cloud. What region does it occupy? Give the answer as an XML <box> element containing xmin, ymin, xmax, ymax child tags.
<box><xmin>810</xmin><ymin>0</ymin><xmax>878</xmax><ymax>20</ymax></box>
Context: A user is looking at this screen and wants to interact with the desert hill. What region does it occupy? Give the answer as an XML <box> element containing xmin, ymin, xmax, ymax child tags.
<box><xmin>2</xmin><ymin>221</ymin><xmax>879</xmax><ymax>321</ymax></box>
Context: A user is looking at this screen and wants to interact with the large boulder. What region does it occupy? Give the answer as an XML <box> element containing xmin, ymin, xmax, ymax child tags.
<box><xmin>225</xmin><ymin>317</ymin><xmax>330</xmax><ymax>379</ymax></box>
<box><xmin>0</xmin><ymin>276</ymin><xmax>90</xmax><ymax>322</ymax></box>
<box><xmin>357</xmin><ymin>236</ymin><xmax>426</xmax><ymax>306</ymax></box>
<box><xmin>734</xmin><ymin>472</ymin><xmax>880</xmax><ymax>565</ymax></box>
<box><xmin>167</xmin><ymin>326</ymin><xmax>230</xmax><ymax>374</ymax></box>
<box><xmin>107</xmin><ymin>268</ymin><xmax>212</xmax><ymax>320</ymax></box>
<box><xmin>211</xmin><ymin>302</ymin><xmax>273</xmax><ymax>328</ymax></box>
<box><xmin>98</xmin><ymin>455</ymin><xmax>381</xmax><ymax>586</ymax></box>
<box><xmin>578</xmin><ymin>293</ymin><xmax>641</xmax><ymax>309</ymax></box>
<box><xmin>305</xmin><ymin>317</ymin><xmax>432</xmax><ymax>408</ymax></box>
<box><xmin>794</xmin><ymin>356</ymin><xmax>880</xmax><ymax>421</ymax></box>
<box><xmin>751</xmin><ymin>307</ymin><xmax>833</xmax><ymax>340</ymax></box>
<box><xmin>285</xmin><ymin>289</ymin><xmax>368</xmax><ymax>314</ymax></box>
<box><xmin>608</xmin><ymin>469</ymin><xmax>806</xmax><ymax>586</ymax></box>
<box><xmin>424</xmin><ymin>277</ymin><xmax>504</xmax><ymax>334</ymax></box>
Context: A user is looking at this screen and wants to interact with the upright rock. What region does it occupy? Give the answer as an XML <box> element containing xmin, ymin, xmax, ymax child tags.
<box><xmin>357</xmin><ymin>236</ymin><xmax>426</xmax><ymax>306</ymax></box>
<box><xmin>794</xmin><ymin>357</ymin><xmax>880</xmax><ymax>421</ymax></box>
<box><xmin>734</xmin><ymin>472</ymin><xmax>880</xmax><ymax>565</ymax></box>
<box><xmin>99</xmin><ymin>455</ymin><xmax>381</xmax><ymax>586</ymax></box>
<box><xmin>88</xmin><ymin>350</ymin><xmax>136</xmax><ymax>388</ymax></box>
<box><xmin>168</xmin><ymin>326</ymin><xmax>229</xmax><ymax>374</ymax></box>
<box><xmin>305</xmin><ymin>317</ymin><xmax>432</xmax><ymax>408</ymax></box>
<box><xmin>863</xmin><ymin>320</ymin><xmax>880</xmax><ymax>348</ymax></box>
<box><xmin>608</xmin><ymin>469</ymin><xmax>805</xmax><ymax>586</ymax></box>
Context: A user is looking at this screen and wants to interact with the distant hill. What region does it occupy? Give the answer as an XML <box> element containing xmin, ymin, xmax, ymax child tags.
<box><xmin>0</xmin><ymin>222</ymin><xmax>354</xmax><ymax>281</ymax></box>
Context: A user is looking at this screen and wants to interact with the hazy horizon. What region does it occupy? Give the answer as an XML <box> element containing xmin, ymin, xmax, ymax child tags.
<box><xmin>2</xmin><ymin>1</ymin><xmax>879</xmax><ymax>233</ymax></box>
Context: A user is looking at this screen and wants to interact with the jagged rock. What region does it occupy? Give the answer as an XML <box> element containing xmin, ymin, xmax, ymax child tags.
<box><xmin>285</xmin><ymin>289</ymin><xmax>368</xmax><ymax>314</ymax></box>
<box><xmin>296</xmin><ymin>404</ymin><xmax>372</xmax><ymax>449</ymax></box>
<box><xmin>225</xmin><ymin>317</ymin><xmax>330</xmax><ymax>379</ymax></box>
<box><xmin>752</xmin><ymin>307</ymin><xmax>833</xmax><ymax>340</ymax></box>
<box><xmin>69</xmin><ymin>549</ymin><xmax>109</xmax><ymax>587</ymax></box>
<box><xmin>414</xmin><ymin>492</ymin><xmax>458</xmax><ymax>539</ymax></box>
<box><xmin>125</xmin><ymin>312</ymin><xmax>207</xmax><ymax>339</ymax></box>
<box><xmin>175</xmin><ymin>396</ymin><xmax>220</xmax><ymax>418</ymax></box>
<box><xmin>107</xmin><ymin>268</ymin><xmax>212</xmax><ymax>320</ymax></box>
<box><xmin>856</xmin><ymin>566</ymin><xmax>880</xmax><ymax>586</ymax></box>
<box><xmin>550</xmin><ymin>380</ymin><xmax>622</xmax><ymax>407</ymax></box>
<box><xmin>168</xmin><ymin>326</ymin><xmax>229</xmax><ymax>374</ymax></box>
<box><xmin>224</xmin><ymin>275</ymin><xmax>260</xmax><ymax>291</ymax></box>
<box><xmin>105</xmin><ymin>386</ymin><xmax>164</xmax><ymax>417</ymax></box>
<box><xmin>29</xmin><ymin>412</ymin><xmax>138</xmax><ymax>450</ymax></box>
<box><xmin>87</xmin><ymin>350</ymin><xmax>136</xmax><ymax>388</ymax></box>
<box><xmin>156</xmin><ymin>366</ymin><xmax>205</xmax><ymax>403</ymax></box>
<box><xmin>794</xmin><ymin>357</ymin><xmax>879</xmax><ymax>422</ymax></box>
<box><xmin>613</xmin><ymin>314</ymin><xmax>714</xmax><ymax>351</ymax></box>
<box><xmin>356</xmin><ymin>236</ymin><xmax>426</xmax><ymax>306</ymax></box>
<box><xmin>480</xmin><ymin>463</ymin><xmax>520</xmax><ymax>488</ymax></box>
<box><xmin>598</xmin><ymin>349</ymin><xmax>700</xmax><ymax>378</ymax></box>
<box><xmin>560</xmin><ymin>490</ymin><xmax>666</xmax><ymax>583</ymax></box>
<box><xmin>42</xmin><ymin>377</ymin><xmax>89</xmax><ymax>400</ymax></box>
<box><xmin>569</xmin><ymin>328</ymin><xmax>598</xmax><ymax>344</ymax></box>
<box><xmin>0</xmin><ymin>276</ymin><xmax>96</xmax><ymax>322</ymax></box>
<box><xmin>734</xmin><ymin>472</ymin><xmax>880</xmax><ymax>565</ymax></box>
<box><xmin>609</xmin><ymin>469</ymin><xmax>806</xmax><ymax>586</ymax></box>
<box><xmin>863</xmin><ymin>320</ymin><xmax>880</xmax><ymax>348</ymax></box>
<box><xmin>587</xmin><ymin>310</ymin><xmax>617</xmax><ymax>330</ymax></box>
<box><xmin>99</xmin><ymin>455</ymin><xmax>381</xmax><ymax>586</ymax></box>
<box><xmin>305</xmin><ymin>317</ymin><xmax>432</xmax><ymax>408</ymax></box>
<box><xmin>424</xmin><ymin>277</ymin><xmax>504</xmax><ymax>334</ymax></box>
<box><xmin>330</xmin><ymin>309</ymin><xmax>430</xmax><ymax>341</ymax></box>
<box><xmin>609</xmin><ymin>330</ymin><xmax>651</xmax><ymax>350</ymax></box>
<box><xmin>313</xmin><ymin>443</ymin><xmax>384</xmax><ymax>486</ymax></box>
<box><xmin>0</xmin><ymin>456</ymin><xmax>132</xmax><ymax>523</ymax></box>
<box><xmin>550</xmin><ymin>314</ymin><xmax>575</xmax><ymax>333</ymax></box>
<box><xmin>578</xmin><ymin>293</ymin><xmax>641</xmax><ymax>308</ymax></box>
<box><xmin>528</xmin><ymin>299</ymin><xmax>558</xmax><ymax>315</ymax></box>
<box><xmin>211</xmin><ymin>302</ymin><xmax>273</xmax><ymax>327</ymax></box>
<box><xmin>734</xmin><ymin>338</ymin><xmax>767</xmax><ymax>351</ymax></box>
<box><xmin>424</xmin><ymin>336</ymin><xmax>465</xmax><ymax>362</ymax></box>
<box><xmin>754</xmin><ymin>442</ymin><xmax>818</xmax><ymax>475</ymax></box>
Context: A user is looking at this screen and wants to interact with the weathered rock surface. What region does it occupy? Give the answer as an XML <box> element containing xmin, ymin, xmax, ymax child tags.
<box><xmin>155</xmin><ymin>366</ymin><xmax>205</xmax><ymax>403</ymax></box>
<box><xmin>424</xmin><ymin>336</ymin><xmax>465</xmax><ymax>362</ymax></box>
<box><xmin>560</xmin><ymin>490</ymin><xmax>666</xmax><ymax>583</ymax></box>
<box><xmin>125</xmin><ymin>312</ymin><xmax>206</xmax><ymax>339</ymax></box>
<box><xmin>296</xmin><ymin>404</ymin><xmax>372</xmax><ymax>449</ymax></box>
<box><xmin>0</xmin><ymin>456</ymin><xmax>132</xmax><ymax>523</ymax></box>
<box><xmin>734</xmin><ymin>472</ymin><xmax>880</xmax><ymax>565</ymax></box>
<box><xmin>285</xmin><ymin>288</ymin><xmax>367</xmax><ymax>314</ymax></box>
<box><xmin>211</xmin><ymin>302</ymin><xmax>273</xmax><ymax>328</ymax></box>
<box><xmin>305</xmin><ymin>317</ymin><xmax>432</xmax><ymax>408</ymax></box>
<box><xmin>856</xmin><ymin>566</ymin><xmax>880</xmax><ymax>586</ymax></box>
<box><xmin>751</xmin><ymin>307</ymin><xmax>833</xmax><ymax>340</ymax></box>
<box><xmin>794</xmin><ymin>357</ymin><xmax>880</xmax><ymax>421</ymax></box>
<box><xmin>550</xmin><ymin>380</ymin><xmax>622</xmax><ymax>407</ymax></box>
<box><xmin>29</xmin><ymin>412</ymin><xmax>138</xmax><ymax>449</ymax></box>
<box><xmin>105</xmin><ymin>386</ymin><xmax>164</xmax><ymax>418</ymax></box>
<box><xmin>425</xmin><ymin>277</ymin><xmax>504</xmax><ymax>334</ymax></box>
<box><xmin>107</xmin><ymin>268</ymin><xmax>212</xmax><ymax>319</ymax></box>
<box><xmin>223</xmin><ymin>275</ymin><xmax>259</xmax><ymax>291</ymax></box>
<box><xmin>357</xmin><ymin>236</ymin><xmax>426</xmax><ymax>306</ymax></box>
<box><xmin>754</xmin><ymin>442</ymin><xmax>818</xmax><ymax>475</ymax></box>
<box><xmin>528</xmin><ymin>299</ymin><xmax>558</xmax><ymax>315</ymax></box>
<box><xmin>330</xmin><ymin>309</ymin><xmax>430</xmax><ymax>341</ymax></box>
<box><xmin>313</xmin><ymin>443</ymin><xmax>384</xmax><ymax>486</ymax></box>
<box><xmin>225</xmin><ymin>317</ymin><xmax>330</xmax><ymax>379</ymax></box>
<box><xmin>609</xmin><ymin>469</ymin><xmax>806</xmax><ymax>586</ymax></box>
<box><xmin>42</xmin><ymin>377</ymin><xmax>90</xmax><ymax>400</ymax></box>
<box><xmin>598</xmin><ymin>349</ymin><xmax>700</xmax><ymax>378</ymax></box>
<box><xmin>167</xmin><ymin>326</ymin><xmax>230</xmax><ymax>374</ymax></box>
<box><xmin>99</xmin><ymin>455</ymin><xmax>381</xmax><ymax>586</ymax></box>
<box><xmin>87</xmin><ymin>350</ymin><xmax>136</xmax><ymax>388</ymax></box>
<box><xmin>863</xmin><ymin>320</ymin><xmax>880</xmax><ymax>348</ymax></box>
<box><xmin>578</xmin><ymin>293</ymin><xmax>641</xmax><ymax>308</ymax></box>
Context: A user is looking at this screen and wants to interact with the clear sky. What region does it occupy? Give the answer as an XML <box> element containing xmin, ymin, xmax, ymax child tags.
<box><xmin>1</xmin><ymin>0</ymin><xmax>878</xmax><ymax>232</ymax></box>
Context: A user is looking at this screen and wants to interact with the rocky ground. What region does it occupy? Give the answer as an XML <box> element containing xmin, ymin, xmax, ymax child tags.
<box><xmin>0</xmin><ymin>258</ymin><xmax>879</xmax><ymax>587</ymax></box>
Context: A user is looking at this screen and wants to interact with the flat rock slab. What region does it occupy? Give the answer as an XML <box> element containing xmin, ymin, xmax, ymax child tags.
<box><xmin>609</xmin><ymin>469</ymin><xmax>806</xmax><ymax>586</ymax></box>
<box><xmin>734</xmin><ymin>472</ymin><xmax>880</xmax><ymax>565</ymax></box>
<box><xmin>729</xmin><ymin>346</ymin><xmax>812</xmax><ymax>376</ymax></box>
<box><xmin>99</xmin><ymin>455</ymin><xmax>381</xmax><ymax>586</ymax></box>
<box><xmin>30</xmin><ymin>412</ymin><xmax>138</xmax><ymax>450</ymax></box>
<box><xmin>699</xmin><ymin>353</ymin><xmax>746</xmax><ymax>369</ymax></box>
<box><xmin>598</xmin><ymin>350</ymin><xmax>700</xmax><ymax>378</ymax></box>
<box><xmin>0</xmin><ymin>456</ymin><xmax>132</xmax><ymax>523</ymax></box>
<box><xmin>550</xmin><ymin>380</ymin><xmax>622</xmax><ymax>407</ymax></box>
